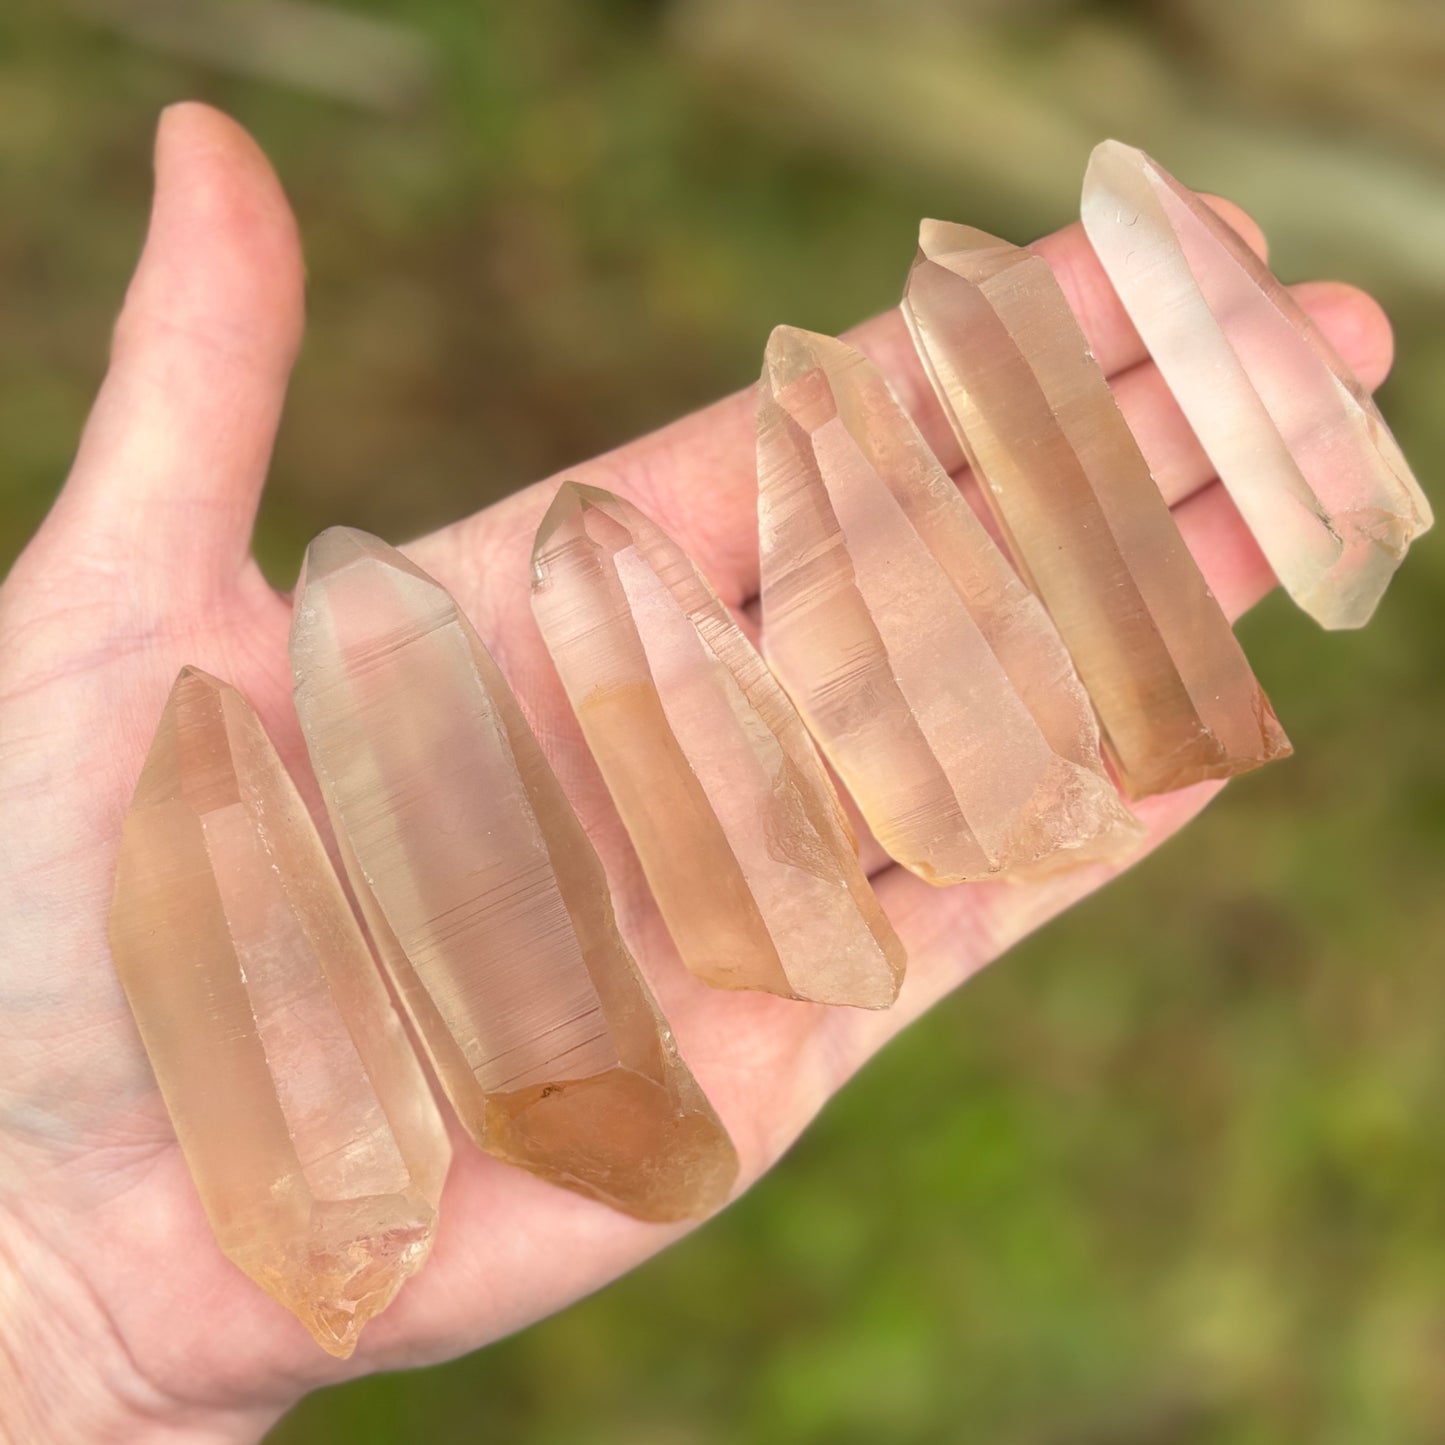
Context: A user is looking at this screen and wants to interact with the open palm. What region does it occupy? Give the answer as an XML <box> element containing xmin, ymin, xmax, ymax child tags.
<box><xmin>0</xmin><ymin>105</ymin><xmax>1396</xmax><ymax>1442</ymax></box>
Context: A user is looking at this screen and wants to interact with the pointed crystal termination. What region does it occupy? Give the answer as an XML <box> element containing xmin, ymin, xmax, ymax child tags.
<box><xmin>902</xmin><ymin>220</ymin><xmax>1292</xmax><ymax>800</ymax></box>
<box><xmin>531</xmin><ymin>483</ymin><xmax>905</xmax><ymax>1009</ymax></box>
<box><xmin>290</xmin><ymin>529</ymin><xmax>738</xmax><ymax>1224</ymax></box>
<box><xmin>1081</xmin><ymin>142</ymin><xmax>1431</xmax><ymax>630</ymax></box>
<box><xmin>757</xmin><ymin>326</ymin><xmax>1143</xmax><ymax>884</ymax></box>
<box><xmin>109</xmin><ymin>669</ymin><xmax>451</xmax><ymax>1358</ymax></box>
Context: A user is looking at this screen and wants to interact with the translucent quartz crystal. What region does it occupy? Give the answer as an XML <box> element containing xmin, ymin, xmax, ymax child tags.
<box><xmin>903</xmin><ymin>220</ymin><xmax>1291</xmax><ymax>799</ymax></box>
<box><xmin>756</xmin><ymin>325</ymin><xmax>1142</xmax><ymax>883</ymax></box>
<box><xmin>290</xmin><ymin>529</ymin><xmax>736</xmax><ymax>1224</ymax></box>
<box><xmin>531</xmin><ymin>483</ymin><xmax>905</xmax><ymax>1009</ymax></box>
<box><xmin>1082</xmin><ymin>142</ymin><xmax>1432</xmax><ymax>631</ymax></box>
<box><xmin>109</xmin><ymin>668</ymin><xmax>450</xmax><ymax>1358</ymax></box>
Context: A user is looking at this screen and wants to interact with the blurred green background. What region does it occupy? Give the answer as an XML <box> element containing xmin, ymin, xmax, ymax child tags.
<box><xmin>4</xmin><ymin>1</ymin><xmax>1444</xmax><ymax>1440</ymax></box>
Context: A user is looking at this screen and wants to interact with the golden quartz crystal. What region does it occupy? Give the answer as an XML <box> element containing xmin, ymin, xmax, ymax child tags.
<box><xmin>531</xmin><ymin>483</ymin><xmax>905</xmax><ymax>1010</ymax></box>
<box><xmin>903</xmin><ymin>221</ymin><xmax>1291</xmax><ymax>799</ymax></box>
<box><xmin>290</xmin><ymin>528</ymin><xmax>737</xmax><ymax>1224</ymax></box>
<box><xmin>757</xmin><ymin>325</ymin><xmax>1143</xmax><ymax>884</ymax></box>
<box><xmin>1082</xmin><ymin>142</ymin><xmax>1432</xmax><ymax>630</ymax></box>
<box><xmin>109</xmin><ymin>668</ymin><xmax>451</xmax><ymax>1358</ymax></box>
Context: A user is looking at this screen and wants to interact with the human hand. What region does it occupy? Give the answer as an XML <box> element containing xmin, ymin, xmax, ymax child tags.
<box><xmin>0</xmin><ymin>103</ymin><xmax>1396</xmax><ymax>1441</ymax></box>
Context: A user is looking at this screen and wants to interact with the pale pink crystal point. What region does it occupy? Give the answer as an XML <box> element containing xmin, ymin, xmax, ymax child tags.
<box><xmin>1082</xmin><ymin>141</ymin><xmax>1431</xmax><ymax>630</ymax></box>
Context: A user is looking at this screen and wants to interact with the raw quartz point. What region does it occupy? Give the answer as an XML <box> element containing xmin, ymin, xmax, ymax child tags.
<box><xmin>290</xmin><ymin>529</ymin><xmax>737</xmax><ymax>1224</ymax></box>
<box><xmin>109</xmin><ymin>669</ymin><xmax>450</xmax><ymax>1358</ymax></box>
<box><xmin>531</xmin><ymin>483</ymin><xmax>905</xmax><ymax>1009</ymax></box>
<box><xmin>1082</xmin><ymin>144</ymin><xmax>1431</xmax><ymax>629</ymax></box>
<box><xmin>757</xmin><ymin>326</ymin><xmax>1143</xmax><ymax>884</ymax></box>
<box><xmin>531</xmin><ymin>482</ymin><xmax>901</xmax><ymax>1005</ymax></box>
<box><xmin>903</xmin><ymin>220</ymin><xmax>1291</xmax><ymax>799</ymax></box>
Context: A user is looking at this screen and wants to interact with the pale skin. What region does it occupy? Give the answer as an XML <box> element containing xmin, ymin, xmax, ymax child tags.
<box><xmin>0</xmin><ymin>104</ymin><xmax>1398</xmax><ymax>1441</ymax></box>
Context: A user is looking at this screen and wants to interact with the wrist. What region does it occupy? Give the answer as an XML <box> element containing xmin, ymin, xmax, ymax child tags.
<box><xmin>0</xmin><ymin>1202</ymin><xmax>283</xmax><ymax>1445</ymax></box>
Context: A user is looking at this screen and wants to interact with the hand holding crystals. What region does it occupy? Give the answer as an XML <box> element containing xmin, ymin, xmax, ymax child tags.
<box><xmin>0</xmin><ymin>105</ymin><xmax>1400</xmax><ymax>1439</ymax></box>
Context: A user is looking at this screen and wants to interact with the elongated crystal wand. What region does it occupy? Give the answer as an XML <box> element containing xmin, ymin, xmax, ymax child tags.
<box><xmin>903</xmin><ymin>220</ymin><xmax>1291</xmax><ymax>798</ymax></box>
<box><xmin>290</xmin><ymin>529</ymin><xmax>738</xmax><ymax>1224</ymax></box>
<box><xmin>110</xmin><ymin>668</ymin><xmax>451</xmax><ymax>1357</ymax></box>
<box><xmin>532</xmin><ymin>483</ymin><xmax>906</xmax><ymax>1008</ymax></box>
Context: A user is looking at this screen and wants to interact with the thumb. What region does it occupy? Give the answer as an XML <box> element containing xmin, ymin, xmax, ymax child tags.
<box><xmin>31</xmin><ymin>102</ymin><xmax>305</xmax><ymax>599</ymax></box>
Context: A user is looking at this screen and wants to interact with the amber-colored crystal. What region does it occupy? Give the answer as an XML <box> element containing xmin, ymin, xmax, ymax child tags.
<box><xmin>109</xmin><ymin>668</ymin><xmax>450</xmax><ymax>1358</ymax></box>
<box><xmin>531</xmin><ymin>483</ymin><xmax>905</xmax><ymax>1009</ymax></box>
<box><xmin>290</xmin><ymin>528</ymin><xmax>737</xmax><ymax>1224</ymax></box>
<box><xmin>1082</xmin><ymin>141</ymin><xmax>1431</xmax><ymax>630</ymax></box>
<box><xmin>903</xmin><ymin>220</ymin><xmax>1291</xmax><ymax>799</ymax></box>
<box><xmin>757</xmin><ymin>325</ymin><xmax>1142</xmax><ymax>883</ymax></box>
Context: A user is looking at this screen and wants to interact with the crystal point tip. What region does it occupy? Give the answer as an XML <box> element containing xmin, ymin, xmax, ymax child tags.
<box><xmin>274</xmin><ymin>1220</ymin><xmax>434</xmax><ymax>1358</ymax></box>
<box><xmin>917</xmin><ymin>217</ymin><xmax>1008</xmax><ymax>261</ymax></box>
<box><xmin>300</xmin><ymin>527</ymin><xmax>442</xmax><ymax>599</ymax></box>
<box><xmin>1089</xmin><ymin>136</ymin><xmax>1142</xmax><ymax>165</ymax></box>
<box><xmin>302</xmin><ymin>525</ymin><xmax>385</xmax><ymax>582</ymax></box>
<box><xmin>533</xmin><ymin>483</ymin><xmax>576</xmax><ymax>562</ymax></box>
<box><xmin>763</xmin><ymin>325</ymin><xmax>853</xmax><ymax>393</ymax></box>
<box><xmin>765</xmin><ymin>321</ymin><xmax>829</xmax><ymax>360</ymax></box>
<box><xmin>1083</xmin><ymin>141</ymin><xmax>1176</xmax><ymax>217</ymax></box>
<box><xmin>531</xmin><ymin>482</ymin><xmax>639</xmax><ymax>580</ymax></box>
<box><xmin>169</xmin><ymin>666</ymin><xmax>232</xmax><ymax>709</ymax></box>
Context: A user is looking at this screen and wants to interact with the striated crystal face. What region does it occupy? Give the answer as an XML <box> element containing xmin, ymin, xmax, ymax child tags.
<box><xmin>756</xmin><ymin>325</ymin><xmax>1142</xmax><ymax>884</ymax></box>
<box><xmin>903</xmin><ymin>220</ymin><xmax>1291</xmax><ymax>800</ymax></box>
<box><xmin>290</xmin><ymin>529</ymin><xmax>737</xmax><ymax>1224</ymax></box>
<box><xmin>531</xmin><ymin>483</ymin><xmax>905</xmax><ymax>1010</ymax></box>
<box><xmin>1081</xmin><ymin>141</ymin><xmax>1432</xmax><ymax>630</ymax></box>
<box><xmin>109</xmin><ymin>668</ymin><xmax>451</xmax><ymax>1358</ymax></box>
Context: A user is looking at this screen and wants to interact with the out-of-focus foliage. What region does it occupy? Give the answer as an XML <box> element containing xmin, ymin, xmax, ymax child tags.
<box><xmin>3</xmin><ymin>1</ymin><xmax>1443</xmax><ymax>1440</ymax></box>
